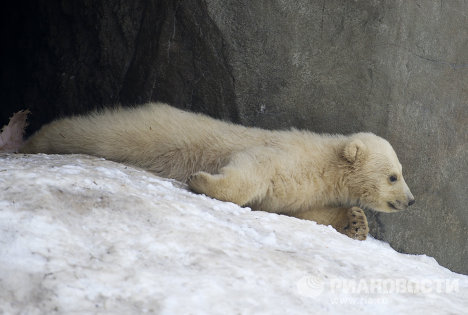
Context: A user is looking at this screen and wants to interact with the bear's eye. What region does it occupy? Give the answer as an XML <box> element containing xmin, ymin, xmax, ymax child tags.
<box><xmin>389</xmin><ymin>175</ymin><xmax>398</xmax><ymax>183</ymax></box>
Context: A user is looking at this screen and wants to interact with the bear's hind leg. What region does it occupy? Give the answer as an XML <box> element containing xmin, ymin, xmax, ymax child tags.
<box><xmin>188</xmin><ymin>150</ymin><xmax>273</xmax><ymax>206</ymax></box>
<box><xmin>188</xmin><ymin>168</ymin><xmax>267</xmax><ymax>206</ymax></box>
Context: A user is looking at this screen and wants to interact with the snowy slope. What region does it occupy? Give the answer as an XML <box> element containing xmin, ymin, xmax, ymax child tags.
<box><xmin>0</xmin><ymin>154</ymin><xmax>466</xmax><ymax>315</ymax></box>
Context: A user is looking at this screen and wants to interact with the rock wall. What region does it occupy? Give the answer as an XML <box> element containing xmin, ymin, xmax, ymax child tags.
<box><xmin>0</xmin><ymin>0</ymin><xmax>238</xmax><ymax>132</ymax></box>
<box><xmin>1</xmin><ymin>0</ymin><xmax>467</xmax><ymax>274</ymax></box>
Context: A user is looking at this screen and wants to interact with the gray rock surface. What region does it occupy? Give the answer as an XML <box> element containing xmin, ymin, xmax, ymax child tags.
<box><xmin>1</xmin><ymin>1</ymin><xmax>466</xmax><ymax>274</ymax></box>
<box><xmin>201</xmin><ymin>0</ymin><xmax>468</xmax><ymax>274</ymax></box>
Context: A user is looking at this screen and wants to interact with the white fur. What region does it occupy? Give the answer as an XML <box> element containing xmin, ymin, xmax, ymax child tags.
<box><xmin>22</xmin><ymin>102</ymin><xmax>414</xmax><ymax>239</ymax></box>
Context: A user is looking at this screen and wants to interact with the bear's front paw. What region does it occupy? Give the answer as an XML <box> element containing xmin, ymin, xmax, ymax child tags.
<box><xmin>343</xmin><ymin>207</ymin><xmax>369</xmax><ymax>241</ymax></box>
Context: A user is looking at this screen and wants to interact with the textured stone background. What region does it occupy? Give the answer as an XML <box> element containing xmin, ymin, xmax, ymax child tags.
<box><xmin>1</xmin><ymin>0</ymin><xmax>467</xmax><ymax>274</ymax></box>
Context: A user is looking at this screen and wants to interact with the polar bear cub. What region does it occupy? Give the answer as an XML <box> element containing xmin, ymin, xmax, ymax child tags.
<box><xmin>21</xmin><ymin>103</ymin><xmax>415</xmax><ymax>240</ymax></box>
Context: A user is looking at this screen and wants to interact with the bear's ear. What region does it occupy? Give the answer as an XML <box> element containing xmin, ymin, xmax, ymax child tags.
<box><xmin>343</xmin><ymin>139</ymin><xmax>367</xmax><ymax>163</ymax></box>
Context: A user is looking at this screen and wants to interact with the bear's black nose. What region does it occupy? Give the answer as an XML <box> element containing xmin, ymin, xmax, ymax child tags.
<box><xmin>408</xmin><ymin>199</ymin><xmax>415</xmax><ymax>206</ymax></box>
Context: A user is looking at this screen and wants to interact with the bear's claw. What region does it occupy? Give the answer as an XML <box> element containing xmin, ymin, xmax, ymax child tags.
<box><xmin>343</xmin><ymin>207</ymin><xmax>369</xmax><ymax>241</ymax></box>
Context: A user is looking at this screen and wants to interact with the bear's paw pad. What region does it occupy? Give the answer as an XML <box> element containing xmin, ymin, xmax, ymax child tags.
<box><xmin>344</xmin><ymin>207</ymin><xmax>369</xmax><ymax>241</ymax></box>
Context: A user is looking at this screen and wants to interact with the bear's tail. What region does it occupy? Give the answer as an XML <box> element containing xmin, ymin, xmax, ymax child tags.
<box><xmin>0</xmin><ymin>110</ymin><xmax>30</xmax><ymax>153</ymax></box>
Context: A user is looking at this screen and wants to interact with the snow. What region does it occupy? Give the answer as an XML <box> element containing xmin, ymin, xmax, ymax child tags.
<box><xmin>0</xmin><ymin>153</ymin><xmax>466</xmax><ymax>315</ymax></box>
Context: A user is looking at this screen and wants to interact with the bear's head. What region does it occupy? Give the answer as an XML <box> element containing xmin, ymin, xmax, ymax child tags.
<box><xmin>342</xmin><ymin>133</ymin><xmax>415</xmax><ymax>213</ymax></box>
